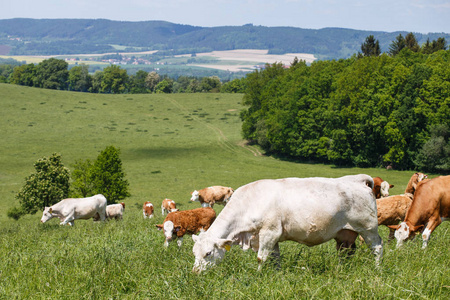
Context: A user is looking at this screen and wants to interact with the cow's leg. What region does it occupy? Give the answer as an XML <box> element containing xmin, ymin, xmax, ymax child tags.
<box><xmin>422</xmin><ymin>217</ymin><xmax>441</xmax><ymax>249</ymax></box>
<box><xmin>387</xmin><ymin>228</ymin><xmax>396</xmax><ymax>242</ymax></box>
<box><xmin>359</xmin><ymin>229</ymin><xmax>383</xmax><ymax>266</ymax></box>
<box><xmin>161</xmin><ymin>207</ymin><xmax>165</xmax><ymax>215</ymax></box>
<box><xmin>61</xmin><ymin>211</ymin><xmax>75</xmax><ymax>226</ymax></box>
<box><xmin>256</xmin><ymin>229</ymin><xmax>281</xmax><ymax>271</ymax></box>
<box><xmin>98</xmin><ymin>209</ymin><xmax>106</xmax><ymax>221</ymax></box>
<box><xmin>177</xmin><ymin>237</ymin><xmax>183</xmax><ymax>247</ymax></box>
<box><xmin>335</xmin><ymin>229</ymin><xmax>358</xmax><ymax>257</ymax></box>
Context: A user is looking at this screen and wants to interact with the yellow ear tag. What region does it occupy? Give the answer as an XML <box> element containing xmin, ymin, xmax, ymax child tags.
<box><xmin>224</xmin><ymin>245</ymin><xmax>231</xmax><ymax>252</ymax></box>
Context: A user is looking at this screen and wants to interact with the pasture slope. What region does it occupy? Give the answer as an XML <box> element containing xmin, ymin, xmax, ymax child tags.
<box><xmin>0</xmin><ymin>83</ymin><xmax>449</xmax><ymax>299</ymax></box>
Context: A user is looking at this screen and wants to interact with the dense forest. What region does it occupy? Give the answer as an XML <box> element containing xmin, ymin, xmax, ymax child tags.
<box><xmin>241</xmin><ymin>47</ymin><xmax>450</xmax><ymax>172</ymax></box>
<box><xmin>1</xmin><ymin>18</ymin><xmax>450</xmax><ymax>60</ymax></box>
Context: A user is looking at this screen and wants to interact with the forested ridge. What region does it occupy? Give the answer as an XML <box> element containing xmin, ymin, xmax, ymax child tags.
<box><xmin>1</xmin><ymin>18</ymin><xmax>449</xmax><ymax>59</ymax></box>
<box><xmin>241</xmin><ymin>49</ymin><xmax>450</xmax><ymax>172</ymax></box>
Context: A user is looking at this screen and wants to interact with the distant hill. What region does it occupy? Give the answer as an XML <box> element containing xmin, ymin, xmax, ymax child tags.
<box><xmin>0</xmin><ymin>18</ymin><xmax>449</xmax><ymax>60</ymax></box>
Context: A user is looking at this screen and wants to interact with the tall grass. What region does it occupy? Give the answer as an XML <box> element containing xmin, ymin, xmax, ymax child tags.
<box><xmin>0</xmin><ymin>83</ymin><xmax>448</xmax><ymax>299</ymax></box>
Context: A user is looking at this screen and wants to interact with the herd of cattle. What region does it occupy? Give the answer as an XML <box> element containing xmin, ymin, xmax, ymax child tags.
<box><xmin>40</xmin><ymin>174</ymin><xmax>449</xmax><ymax>273</ymax></box>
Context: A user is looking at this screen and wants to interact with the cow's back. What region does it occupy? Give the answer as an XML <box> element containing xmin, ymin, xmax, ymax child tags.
<box><xmin>412</xmin><ymin>176</ymin><xmax>450</xmax><ymax>218</ymax></box>
<box><xmin>219</xmin><ymin>175</ymin><xmax>376</xmax><ymax>244</ymax></box>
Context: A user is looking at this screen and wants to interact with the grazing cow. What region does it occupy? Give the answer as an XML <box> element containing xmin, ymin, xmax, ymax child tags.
<box><xmin>375</xmin><ymin>172</ymin><xmax>427</xmax><ymax>240</ymax></box>
<box><xmin>40</xmin><ymin>194</ymin><xmax>107</xmax><ymax>226</ymax></box>
<box><xmin>143</xmin><ymin>201</ymin><xmax>154</xmax><ymax>218</ymax></box>
<box><xmin>190</xmin><ymin>186</ymin><xmax>234</xmax><ymax>207</ymax></box>
<box><xmin>161</xmin><ymin>198</ymin><xmax>178</xmax><ymax>215</ymax></box>
<box><xmin>156</xmin><ymin>207</ymin><xmax>216</xmax><ymax>247</ymax></box>
<box><xmin>105</xmin><ymin>202</ymin><xmax>125</xmax><ymax>220</ymax></box>
<box><xmin>389</xmin><ymin>175</ymin><xmax>450</xmax><ymax>248</ymax></box>
<box><xmin>372</xmin><ymin>177</ymin><xmax>394</xmax><ymax>199</ymax></box>
<box><xmin>192</xmin><ymin>175</ymin><xmax>383</xmax><ymax>273</ymax></box>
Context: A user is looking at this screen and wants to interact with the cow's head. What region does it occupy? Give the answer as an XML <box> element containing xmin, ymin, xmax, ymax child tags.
<box><xmin>225</xmin><ymin>188</ymin><xmax>234</xmax><ymax>202</ymax></box>
<box><xmin>40</xmin><ymin>207</ymin><xmax>54</xmax><ymax>223</ymax></box>
<box><xmin>192</xmin><ymin>232</ymin><xmax>232</xmax><ymax>274</ymax></box>
<box><xmin>190</xmin><ymin>190</ymin><xmax>199</xmax><ymax>202</ymax></box>
<box><xmin>156</xmin><ymin>221</ymin><xmax>181</xmax><ymax>247</ymax></box>
<box><xmin>389</xmin><ymin>222</ymin><xmax>422</xmax><ymax>247</ymax></box>
<box><xmin>380</xmin><ymin>181</ymin><xmax>394</xmax><ymax>197</ymax></box>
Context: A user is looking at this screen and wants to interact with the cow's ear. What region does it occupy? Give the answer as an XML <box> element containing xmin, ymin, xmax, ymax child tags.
<box><xmin>390</xmin><ymin>184</ymin><xmax>394</xmax><ymax>188</ymax></box>
<box><xmin>49</xmin><ymin>208</ymin><xmax>53</xmax><ymax>214</ymax></box>
<box><xmin>155</xmin><ymin>224</ymin><xmax>163</xmax><ymax>230</ymax></box>
<box><xmin>387</xmin><ymin>225</ymin><xmax>400</xmax><ymax>230</ymax></box>
<box><xmin>192</xmin><ymin>235</ymin><xmax>199</xmax><ymax>243</ymax></box>
<box><xmin>215</xmin><ymin>239</ymin><xmax>232</xmax><ymax>249</ymax></box>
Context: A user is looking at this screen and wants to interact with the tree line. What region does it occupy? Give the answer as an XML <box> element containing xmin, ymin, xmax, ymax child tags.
<box><xmin>241</xmin><ymin>36</ymin><xmax>450</xmax><ymax>172</ymax></box>
<box><xmin>0</xmin><ymin>58</ymin><xmax>246</xmax><ymax>94</ymax></box>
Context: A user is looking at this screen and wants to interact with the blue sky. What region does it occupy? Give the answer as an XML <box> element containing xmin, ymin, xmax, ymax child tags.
<box><xmin>1</xmin><ymin>0</ymin><xmax>449</xmax><ymax>34</ymax></box>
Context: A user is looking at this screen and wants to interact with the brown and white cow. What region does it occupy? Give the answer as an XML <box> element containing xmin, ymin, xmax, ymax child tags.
<box><xmin>40</xmin><ymin>194</ymin><xmax>107</xmax><ymax>226</ymax></box>
<box><xmin>372</xmin><ymin>177</ymin><xmax>394</xmax><ymax>199</ymax></box>
<box><xmin>105</xmin><ymin>202</ymin><xmax>125</xmax><ymax>220</ymax></box>
<box><xmin>375</xmin><ymin>172</ymin><xmax>427</xmax><ymax>240</ymax></box>
<box><xmin>161</xmin><ymin>198</ymin><xmax>178</xmax><ymax>215</ymax></box>
<box><xmin>143</xmin><ymin>201</ymin><xmax>154</xmax><ymax>218</ymax></box>
<box><xmin>190</xmin><ymin>186</ymin><xmax>234</xmax><ymax>207</ymax></box>
<box><xmin>389</xmin><ymin>175</ymin><xmax>449</xmax><ymax>248</ymax></box>
<box><xmin>156</xmin><ymin>207</ymin><xmax>216</xmax><ymax>247</ymax></box>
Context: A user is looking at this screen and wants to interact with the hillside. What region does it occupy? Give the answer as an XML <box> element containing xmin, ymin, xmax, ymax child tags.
<box><xmin>1</xmin><ymin>18</ymin><xmax>449</xmax><ymax>60</ymax></box>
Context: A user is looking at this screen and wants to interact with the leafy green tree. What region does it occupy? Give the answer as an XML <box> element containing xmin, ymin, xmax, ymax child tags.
<box><xmin>389</xmin><ymin>34</ymin><xmax>406</xmax><ymax>56</ymax></box>
<box><xmin>360</xmin><ymin>35</ymin><xmax>381</xmax><ymax>57</ymax></box>
<box><xmin>129</xmin><ymin>70</ymin><xmax>149</xmax><ymax>93</ymax></box>
<box><xmin>35</xmin><ymin>58</ymin><xmax>69</xmax><ymax>90</ymax></box>
<box><xmin>155</xmin><ymin>78</ymin><xmax>173</xmax><ymax>93</ymax></box>
<box><xmin>89</xmin><ymin>70</ymin><xmax>103</xmax><ymax>93</ymax></box>
<box><xmin>8</xmin><ymin>153</ymin><xmax>70</xmax><ymax>220</ymax></box>
<box><xmin>71</xmin><ymin>159</ymin><xmax>94</xmax><ymax>197</ymax></box>
<box><xmin>90</xmin><ymin>146</ymin><xmax>130</xmax><ymax>203</ymax></box>
<box><xmin>200</xmin><ymin>76</ymin><xmax>221</xmax><ymax>92</ymax></box>
<box><xmin>221</xmin><ymin>78</ymin><xmax>246</xmax><ymax>93</ymax></box>
<box><xmin>10</xmin><ymin>63</ymin><xmax>37</xmax><ymax>86</ymax></box>
<box><xmin>415</xmin><ymin>124</ymin><xmax>450</xmax><ymax>173</ymax></box>
<box><xmin>68</xmin><ymin>64</ymin><xmax>92</xmax><ymax>92</ymax></box>
<box><xmin>101</xmin><ymin>65</ymin><xmax>128</xmax><ymax>94</ymax></box>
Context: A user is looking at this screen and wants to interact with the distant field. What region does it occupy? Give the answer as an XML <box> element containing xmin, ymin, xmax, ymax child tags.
<box><xmin>0</xmin><ymin>84</ymin><xmax>448</xmax><ymax>299</ymax></box>
<box><xmin>0</xmin><ymin>49</ymin><xmax>316</xmax><ymax>72</ymax></box>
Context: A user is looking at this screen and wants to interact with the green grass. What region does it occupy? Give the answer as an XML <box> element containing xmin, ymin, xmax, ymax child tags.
<box><xmin>0</xmin><ymin>83</ymin><xmax>449</xmax><ymax>299</ymax></box>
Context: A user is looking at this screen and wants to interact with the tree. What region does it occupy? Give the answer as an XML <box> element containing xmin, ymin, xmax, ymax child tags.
<box><xmin>8</xmin><ymin>153</ymin><xmax>70</xmax><ymax>220</ymax></box>
<box><xmin>405</xmin><ymin>32</ymin><xmax>420</xmax><ymax>52</ymax></box>
<box><xmin>71</xmin><ymin>159</ymin><xmax>94</xmax><ymax>197</ymax></box>
<box><xmin>388</xmin><ymin>34</ymin><xmax>406</xmax><ymax>56</ymax></box>
<box><xmin>200</xmin><ymin>76</ymin><xmax>221</xmax><ymax>92</ymax></box>
<box><xmin>414</xmin><ymin>124</ymin><xmax>450</xmax><ymax>173</ymax></box>
<box><xmin>90</xmin><ymin>146</ymin><xmax>130</xmax><ymax>203</ymax></box>
<box><xmin>145</xmin><ymin>71</ymin><xmax>160</xmax><ymax>93</ymax></box>
<box><xmin>68</xmin><ymin>64</ymin><xmax>92</xmax><ymax>92</ymax></box>
<box><xmin>129</xmin><ymin>70</ymin><xmax>149</xmax><ymax>93</ymax></box>
<box><xmin>155</xmin><ymin>78</ymin><xmax>173</xmax><ymax>93</ymax></box>
<box><xmin>35</xmin><ymin>58</ymin><xmax>69</xmax><ymax>90</ymax></box>
<box><xmin>360</xmin><ymin>35</ymin><xmax>381</xmax><ymax>57</ymax></box>
<box><xmin>9</xmin><ymin>63</ymin><xmax>36</xmax><ymax>86</ymax></box>
<box><xmin>100</xmin><ymin>65</ymin><xmax>128</xmax><ymax>94</ymax></box>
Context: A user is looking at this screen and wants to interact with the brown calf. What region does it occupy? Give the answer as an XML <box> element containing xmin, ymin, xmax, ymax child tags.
<box><xmin>190</xmin><ymin>186</ymin><xmax>234</xmax><ymax>207</ymax></box>
<box><xmin>156</xmin><ymin>207</ymin><xmax>216</xmax><ymax>247</ymax></box>
<box><xmin>143</xmin><ymin>201</ymin><xmax>154</xmax><ymax>219</ymax></box>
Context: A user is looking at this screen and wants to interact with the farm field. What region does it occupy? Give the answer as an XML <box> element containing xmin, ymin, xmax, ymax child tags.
<box><xmin>0</xmin><ymin>49</ymin><xmax>316</xmax><ymax>73</ymax></box>
<box><xmin>0</xmin><ymin>83</ymin><xmax>448</xmax><ymax>298</ymax></box>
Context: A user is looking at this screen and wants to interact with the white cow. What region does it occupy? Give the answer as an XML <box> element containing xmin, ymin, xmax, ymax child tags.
<box><xmin>192</xmin><ymin>175</ymin><xmax>383</xmax><ymax>273</ymax></box>
<box><xmin>40</xmin><ymin>194</ymin><xmax>107</xmax><ymax>226</ymax></box>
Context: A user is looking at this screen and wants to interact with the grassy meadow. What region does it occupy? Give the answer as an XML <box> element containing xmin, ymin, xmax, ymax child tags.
<box><xmin>0</xmin><ymin>83</ymin><xmax>449</xmax><ymax>299</ymax></box>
